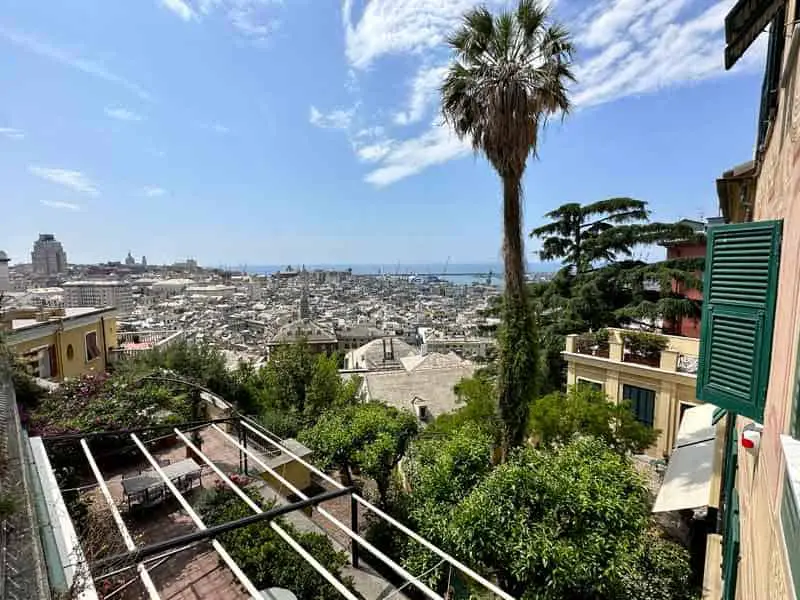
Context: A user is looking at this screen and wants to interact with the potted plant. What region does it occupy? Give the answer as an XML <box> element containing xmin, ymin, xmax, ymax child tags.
<box><xmin>575</xmin><ymin>329</ymin><xmax>610</xmax><ymax>358</ymax></box>
<box><xmin>620</xmin><ymin>331</ymin><xmax>668</xmax><ymax>367</ymax></box>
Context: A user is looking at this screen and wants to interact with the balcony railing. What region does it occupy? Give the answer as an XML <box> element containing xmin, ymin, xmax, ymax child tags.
<box><xmin>565</xmin><ymin>328</ymin><xmax>699</xmax><ymax>376</ymax></box>
<box><xmin>110</xmin><ymin>330</ymin><xmax>185</xmax><ymax>360</ymax></box>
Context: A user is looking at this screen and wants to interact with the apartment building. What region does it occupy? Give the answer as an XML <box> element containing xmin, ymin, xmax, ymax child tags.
<box><xmin>62</xmin><ymin>280</ymin><xmax>133</xmax><ymax>315</ymax></box>
<box><xmin>689</xmin><ymin>2</ymin><xmax>800</xmax><ymax>598</ymax></box>
<box><xmin>1</xmin><ymin>306</ymin><xmax>117</xmax><ymax>379</ymax></box>
<box><xmin>30</xmin><ymin>233</ymin><xmax>67</xmax><ymax>276</ymax></box>
<box><xmin>563</xmin><ymin>328</ymin><xmax>701</xmax><ymax>457</ymax></box>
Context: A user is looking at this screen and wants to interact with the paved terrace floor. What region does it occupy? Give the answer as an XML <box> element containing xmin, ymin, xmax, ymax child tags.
<box><xmin>79</xmin><ymin>425</ymin><xmax>397</xmax><ymax>600</ymax></box>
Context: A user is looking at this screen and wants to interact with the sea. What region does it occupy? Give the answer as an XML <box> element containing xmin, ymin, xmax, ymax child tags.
<box><xmin>236</xmin><ymin>263</ymin><xmax>557</xmax><ymax>286</ymax></box>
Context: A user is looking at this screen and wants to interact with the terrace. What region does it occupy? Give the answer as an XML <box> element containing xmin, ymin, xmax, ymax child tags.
<box><xmin>28</xmin><ymin>414</ymin><xmax>513</xmax><ymax>600</ymax></box>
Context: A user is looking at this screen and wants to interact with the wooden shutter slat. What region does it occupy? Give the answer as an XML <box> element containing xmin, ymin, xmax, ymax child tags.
<box><xmin>697</xmin><ymin>220</ymin><xmax>782</xmax><ymax>421</ymax></box>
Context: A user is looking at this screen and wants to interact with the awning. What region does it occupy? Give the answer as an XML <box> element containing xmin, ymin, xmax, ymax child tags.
<box><xmin>652</xmin><ymin>404</ymin><xmax>717</xmax><ymax>513</ymax></box>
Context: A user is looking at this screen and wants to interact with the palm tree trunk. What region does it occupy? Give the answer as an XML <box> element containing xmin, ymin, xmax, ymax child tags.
<box><xmin>498</xmin><ymin>175</ymin><xmax>538</xmax><ymax>460</ymax></box>
<box><xmin>502</xmin><ymin>176</ymin><xmax>526</xmax><ymax>301</ymax></box>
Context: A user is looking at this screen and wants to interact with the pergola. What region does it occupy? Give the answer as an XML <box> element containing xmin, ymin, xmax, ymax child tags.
<box><xmin>41</xmin><ymin>415</ymin><xmax>514</xmax><ymax>600</ymax></box>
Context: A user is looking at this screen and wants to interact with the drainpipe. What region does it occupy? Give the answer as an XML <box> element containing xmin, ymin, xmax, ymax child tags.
<box><xmin>100</xmin><ymin>316</ymin><xmax>108</xmax><ymax>370</ymax></box>
<box><xmin>55</xmin><ymin>322</ymin><xmax>64</xmax><ymax>380</ymax></box>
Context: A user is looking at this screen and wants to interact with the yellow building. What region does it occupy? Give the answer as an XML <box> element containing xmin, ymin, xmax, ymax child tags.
<box><xmin>1</xmin><ymin>306</ymin><xmax>117</xmax><ymax>380</ymax></box>
<box><xmin>564</xmin><ymin>328</ymin><xmax>701</xmax><ymax>458</ymax></box>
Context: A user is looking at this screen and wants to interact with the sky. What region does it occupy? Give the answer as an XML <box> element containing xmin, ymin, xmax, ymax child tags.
<box><xmin>0</xmin><ymin>0</ymin><xmax>768</xmax><ymax>267</ymax></box>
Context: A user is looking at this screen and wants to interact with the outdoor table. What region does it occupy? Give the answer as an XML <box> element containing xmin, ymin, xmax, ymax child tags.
<box><xmin>122</xmin><ymin>458</ymin><xmax>202</xmax><ymax>509</ymax></box>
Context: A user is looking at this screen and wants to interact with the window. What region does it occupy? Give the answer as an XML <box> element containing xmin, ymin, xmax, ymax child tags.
<box><xmin>66</xmin><ymin>344</ymin><xmax>74</xmax><ymax>361</ymax></box>
<box><xmin>85</xmin><ymin>331</ymin><xmax>100</xmax><ymax>362</ymax></box>
<box><xmin>757</xmin><ymin>7</ymin><xmax>787</xmax><ymax>152</ymax></box>
<box><xmin>780</xmin><ymin>469</ymin><xmax>800</xmax><ymax>600</ymax></box>
<box><xmin>577</xmin><ymin>378</ymin><xmax>603</xmax><ymax>393</ymax></box>
<box><xmin>622</xmin><ymin>384</ymin><xmax>656</xmax><ymax>428</ymax></box>
<box><xmin>696</xmin><ymin>221</ymin><xmax>782</xmax><ymax>422</ymax></box>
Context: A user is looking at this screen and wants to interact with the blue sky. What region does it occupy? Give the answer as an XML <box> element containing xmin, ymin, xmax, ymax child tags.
<box><xmin>0</xmin><ymin>0</ymin><xmax>767</xmax><ymax>267</ymax></box>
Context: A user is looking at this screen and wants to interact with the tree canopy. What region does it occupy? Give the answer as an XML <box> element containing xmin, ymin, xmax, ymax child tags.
<box><xmin>198</xmin><ymin>485</ymin><xmax>351</xmax><ymax>600</ymax></box>
<box><xmin>401</xmin><ymin>436</ymin><xmax>694</xmax><ymax>599</ymax></box>
<box><xmin>529</xmin><ymin>198</ymin><xmax>705</xmax><ymax>392</ymax></box>
<box><xmin>528</xmin><ymin>384</ymin><xmax>659</xmax><ymax>454</ymax></box>
<box><xmin>299</xmin><ymin>402</ymin><xmax>419</xmax><ymax>506</ymax></box>
<box><xmin>530</xmin><ymin>197</ymin><xmax>704</xmax><ymax>332</ymax></box>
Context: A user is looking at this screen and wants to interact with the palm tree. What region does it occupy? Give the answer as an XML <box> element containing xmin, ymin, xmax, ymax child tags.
<box><xmin>441</xmin><ymin>0</ymin><xmax>574</xmax><ymax>457</ymax></box>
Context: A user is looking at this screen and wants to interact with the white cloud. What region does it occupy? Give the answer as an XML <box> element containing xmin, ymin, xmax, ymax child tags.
<box><xmin>105</xmin><ymin>107</ymin><xmax>144</xmax><ymax>121</ymax></box>
<box><xmin>160</xmin><ymin>0</ymin><xmax>197</xmax><ymax>21</ymax></box>
<box><xmin>40</xmin><ymin>200</ymin><xmax>81</xmax><ymax>211</ymax></box>
<box><xmin>309</xmin><ymin>106</ymin><xmax>355</xmax><ymax>129</ymax></box>
<box><xmin>319</xmin><ymin>0</ymin><xmax>765</xmax><ymax>186</ymax></box>
<box><xmin>394</xmin><ymin>64</ymin><xmax>448</xmax><ymax>125</ymax></box>
<box><xmin>356</xmin><ymin>141</ymin><xmax>394</xmax><ymax>162</ymax></box>
<box><xmin>0</xmin><ymin>127</ymin><xmax>24</xmax><ymax>140</ymax></box>
<box><xmin>342</xmin><ymin>0</ymin><xmax>505</xmax><ymax>69</ymax></box>
<box><xmin>365</xmin><ymin>122</ymin><xmax>470</xmax><ymax>186</ymax></box>
<box><xmin>143</xmin><ymin>186</ymin><xmax>167</xmax><ymax>197</ymax></box>
<box><xmin>28</xmin><ymin>166</ymin><xmax>100</xmax><ymax>196</ymax></box>
<box><xmin>184</xmin><ymin>0</ymin><xmax>279</xmax><ymax>41</ymax></box>
<box><xmin>572</xmin><ymin>0</ymin><xmax>759</xmax><ymax>108</ymax></box>
<box><xmin>0</xmin><ymin>27</ymin><xmax>151</xmax><ymax>101</ymax></box>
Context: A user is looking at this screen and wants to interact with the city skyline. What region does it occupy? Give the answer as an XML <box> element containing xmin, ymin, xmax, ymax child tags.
<box><xmin>1</xmin><ymin>1</ymin><xmax>766</xmax><ymax>265</ymax></box>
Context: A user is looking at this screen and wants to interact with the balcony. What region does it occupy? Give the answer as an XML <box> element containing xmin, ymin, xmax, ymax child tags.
<box><xmin>110</xmin><ymin>330</ymin><xmax>185</xmax><ymax>360</ymax></box>
<box><xmin>566</xmin><ymin>328</ymin><xmax>699</xmax><ymax>376</ymax></box>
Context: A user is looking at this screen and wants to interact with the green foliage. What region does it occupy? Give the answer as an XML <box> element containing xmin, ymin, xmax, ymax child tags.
<box><xmin>442</xmin><ymin>438</ymin><xmax>687</xmax><ymax>599</ymax></box>
<box><xmin>528</xmin><ymin>386</ymin><xmax>659</xmax><ymax>455</ymax></box>
<box><xmin>497</xmin><ymin>295</ymin><xmax>539</xmax><ymax>457</ymax></box>
<box><xmin>426</xmin><ymin>375</ymin><xmax>501</xmax><ymax>442</ymax></box>
<box><xmin>134</xmin><ymin>340</ymin><xmax>236</xmax><ymax>398</ymax></box>
<box><xmin>619</xmin><ymin>532</ymin><xmax>696</xmax><ymax>600</ymax></box>
<box><xmin>0</xmin><ymin>492</ymin><xmax>18</xmax><ymax>520</ymax></box>
<box><xmin>299</xmin><ymin>402</ymin><xmax>418</xmax><ymax>506</ymax></box>
<box><xmin>620</xmin><ymin>330</ymin><xmax>669</xmax><ymax>361</ymax></box>
<box><xmin>574</xmin><ymin>328</ymin><xmax>610</xmax><ymax>355</ymax></box>
<box><xmin>197</xmin><ymin>487</ymin><xmax>351</xmax><ymax>600</ymax></box>
<box><xmin>131</xmin><ymin>341</ymin><xmax>360</xmax><ymax>437</ymax></box>
<box><xmin>530</xmin><ymin>198</ymin><xmax>705</xmax><ymax>389</ymax></box>
<box><xmin>27</xmin><ymin>373</ymin><xmax>192</xmax><ymax>437</ymax></box>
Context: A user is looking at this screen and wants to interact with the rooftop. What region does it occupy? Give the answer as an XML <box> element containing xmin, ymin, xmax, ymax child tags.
<box><xmin>9</xmin><ymin>306</ymin><xmax>115</xmax><ymax>332</ymax></box>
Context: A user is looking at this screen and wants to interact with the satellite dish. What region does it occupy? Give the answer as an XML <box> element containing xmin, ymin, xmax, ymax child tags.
<box><xmin>260</xmin><ymin>588</ymin><xmax>298</xmax><ymax>600</ymax></box>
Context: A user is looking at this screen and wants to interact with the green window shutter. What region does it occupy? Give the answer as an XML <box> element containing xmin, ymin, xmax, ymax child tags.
<box><xmin>696</xmin><ymin>220</ymin><xmax>783</xmax><ymax>421</ymax></box>
<box><xmin>622</xmin><ymin>384</ymin><xmax>656</xmax><ymax>428</ymax></box>
<box><xmin>722</xmin><ymin>488</ymin><xmax>741</xmax><ymax>600</ymax></box>
<box><xmin>781</xmin><ymin>470</ymin><xmax>800</xmax><ymax>600</ymax></box>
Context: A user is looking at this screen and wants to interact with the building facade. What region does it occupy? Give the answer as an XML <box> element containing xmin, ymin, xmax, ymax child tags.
<box><xmin>663</xmin><ymin>218</ymin><xmax>711</xmax><ymax>339</ymax></box>
<box><xmin>2</xmin><ymin>306</ymin><xmax>117</xmax><ymax>380</ymax></box>
<box><xmin>563</xmin><ymin>328</ymin><xmax>701</xmax><ymax>458</ymax></box>
<box><xmin>31</xmin><ymin>234</ymin><xmax>67</xmax><ymax>276</ymax></box>
<box><xmin>62</xmin><ymin>281</ymin><xmax>134</xmax><ymax>315</ymax></box>
<box><xmin>0</xmin><ymin>250</ymin><xmax>9</xmax><ymax>293</ymax></box>
<box><xmin>693</xmin><ymin>2</ymin><xmax>800</xmax><ymax>598</ymax></box>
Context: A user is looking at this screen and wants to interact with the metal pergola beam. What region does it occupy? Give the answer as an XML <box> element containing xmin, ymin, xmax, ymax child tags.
<box><xmin>210</xmin><ymin>424</ymin><xmax>444</xmax><ymax>600</ymax></box>
<box><xmin>174</xmin><ymin>430</ymin><xmax>359</xmax><ymax>600</ymax></box>
<box><xmin>238</xmin><ymin>419</ymin><xmax>516</xmax><ymax>600</ymax></box>
<box><xmin>91</xmin><ymin>485</ymin><xmax>353</xmax><ymax>571</ymax></box>
<box><xmin>41</xmin><ymin>417</ymin><xmax>239</xmax><ymax>442</ymax></box>
<box><xmin>129</xmin><ymin>433</ymin><xmax>264</xmax><ymax>598</ymax></box>
<box><xmin>79</xmin><ymin>439</ymin><xmax>161</xmax><ymax>600</ymax></box>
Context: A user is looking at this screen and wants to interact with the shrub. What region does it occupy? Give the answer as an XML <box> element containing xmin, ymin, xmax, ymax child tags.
<box><xmin>621</xmin><ymin>331</ymin><xmax>668</xmax><ymax>362</ymax></box>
